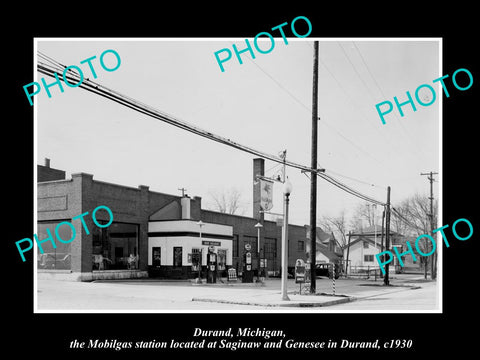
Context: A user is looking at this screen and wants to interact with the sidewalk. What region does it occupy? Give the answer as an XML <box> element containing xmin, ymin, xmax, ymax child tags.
<box><xmin>191</xmin><ymin>288</ymin><xmax>355</xmax><ymax>308</ymax></box>
<box><xmin>189</xmin><ymin>279</ymin><xmax>356</xmax><ymax>307</ymax></box>
<box><xmin>189</xmin><ymin>275</ymin><xmax>427</xmax><ymax>308</ymax></box>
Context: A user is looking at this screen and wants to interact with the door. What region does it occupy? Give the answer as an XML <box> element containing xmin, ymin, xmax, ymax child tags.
<box><xmin>173</xmin><ymin>247</ymin><xmax>183</xmax><ymax>267</ymax></box>
<box><xmin>152</xmin><ymin>247</ymin><xmax>161</xmax><ymax>267</ymax></box>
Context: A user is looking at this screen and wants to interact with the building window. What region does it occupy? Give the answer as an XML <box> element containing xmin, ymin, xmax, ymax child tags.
<box><xmin>217</xmin><ymin>249</ymin><xmax>227</xmax><ymax>271</ymax></box>
<box><xmin>37</xmin><ymin>221</ymin><xmax>72</xmax><ymax>270</ymax></box>
<box><xmin>264</xmin><ymin>237</ymin><xmax>277</xmax><ymax>272</ymax></box>
<box><xmin>173</xmin><ymin>247</ymin><xmax>183</xmax><ymax>267</ymax></box>
<box><xmin>298</xmin><ymin>240</ymin><xmax>305</xmax><ymax>251</ymax></box>
<box><xmin>92</xmin><ymin>222</ymin><xmax>139</xmax><ymax>271</ymax></box>
<box><xmin>363</xmin><ymin>241</ymin><xmax>369</xmax><ymax>249</ymax></box>
<box><xmin>232</xmin><ymin>234</ymin><xmax>239</xmax><ymax>258</ymax></box>
<box><xmin>364</xmin><ymin>255</ymin><xmax>374</xmax><ymax>262</ymax></box>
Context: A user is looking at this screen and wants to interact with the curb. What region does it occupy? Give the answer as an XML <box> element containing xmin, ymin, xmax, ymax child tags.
<box><xmin>191</xmin><ymin>295</ymin><xmax>356</xmax><ymax>308</ymax></box>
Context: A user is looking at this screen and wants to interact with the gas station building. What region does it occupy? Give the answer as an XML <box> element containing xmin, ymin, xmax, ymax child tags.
<box><xmin>36</xmin><ymin>159</ymin><xmax>338</xmax><ymax>282</ymax></box>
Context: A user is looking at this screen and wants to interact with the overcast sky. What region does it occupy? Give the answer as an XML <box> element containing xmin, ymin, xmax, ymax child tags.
<box><xmin>35</xmin><ymin>38</ymin><xmax>440</xmax><ymax>227</ymax></box>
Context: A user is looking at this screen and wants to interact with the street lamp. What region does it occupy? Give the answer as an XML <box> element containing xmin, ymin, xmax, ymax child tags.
<box><xmin>281</xmin><ymin>177</ymin><xmax>292</xmax><ymax>301</ymax></box>
<box><xmin>196</xmin><ymin>220</ymin><xmax>204</xmax><ymax>284</ymax></box>
<box><xmin>254</xmin><ymin>222</ymin><xmax>263</xmax><ymax>283</ymax></box>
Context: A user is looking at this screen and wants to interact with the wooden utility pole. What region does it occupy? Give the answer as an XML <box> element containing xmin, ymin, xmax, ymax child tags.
<box><xmin>309</xmin><ymin>41</ymin><xmax>319</xmax><ymax>294</ymax></box>
<box><xmin>384</xmin><ymin>186</ymin><xmax>391</xmax><ymax>286</ymax></box>
<box><xmin>421</xmin><ymin>171</ymin><xmax>438</xmax><ymax>279</ymax></box>
<box><xmin>345</xmin><ymin>231</ymin><xmax>352</xmax><ymax>276</ymax></box>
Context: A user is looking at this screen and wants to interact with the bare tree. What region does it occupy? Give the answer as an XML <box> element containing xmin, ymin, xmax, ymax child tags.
<box><xmin>392</xmin><ymin>193</ymin><xmax>438</xmax><ymax>237</ymax></box>
<box><xmin>206</xmin><ymin>188</ymin><xmax>246</xmax><ymax>215</ymax></box>
<box><xmin>318</xmin><ymin>210</ymin><xmax>348</xmax><ymax>247</ymax></box>
<box><xmin>349</xmin><ymin>202</ymin><xmax>381</xmax><ymax>231</ymax></box>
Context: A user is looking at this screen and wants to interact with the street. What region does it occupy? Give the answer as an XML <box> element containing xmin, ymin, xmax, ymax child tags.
<box><xmin>35</xmin><ymin>273</ymin><xmax>438</xmax><ymax>312</ymax></box>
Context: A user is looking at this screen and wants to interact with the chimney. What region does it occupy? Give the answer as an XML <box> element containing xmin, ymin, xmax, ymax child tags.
<box><xmin>181</xmin><ymin>196</ymin><xmax>191</xmax><ymax>219</ymax></box>
<box><xmin>253</xmin><ymin>158</ymin><xmax>265</xmax><ymax>220</ymax></box>
<box><xmin>44</xmin><ymin>158</ymin><xmax>51</xmax><ymax>168</ymax></box>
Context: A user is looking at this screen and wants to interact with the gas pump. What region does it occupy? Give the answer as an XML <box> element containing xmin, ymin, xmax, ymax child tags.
<box><xmin>206</xmin><ymin>246</ymin><xmax>217</xmax><ymax>284</ymax></box>
<box><xmin>242</xmin><ymin>243</ymin><xmax>254</xmax><ymax>283</ymax></box>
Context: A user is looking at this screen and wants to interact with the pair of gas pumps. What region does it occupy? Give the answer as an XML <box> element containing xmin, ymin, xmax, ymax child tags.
<box><xmin>193</xmin><ymin>244</ymin><xmax>260</xmax><ymax>283</ymax></box>
<box><xmin>192</xmin><ymin>245</ymin><xmax>218</xmax><ymax>284</ymax></box>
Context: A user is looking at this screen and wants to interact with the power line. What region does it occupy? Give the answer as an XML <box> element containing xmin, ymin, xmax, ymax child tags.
<box><xmin>338</xmin><ymin>42</ymin><xmax>377</xmax><ymax>100</ymax></box>
<box><xmin>37</xmin><ymin>57</ymin><xmax>323</xmax><ymax>176</ymax></box>
<box><xmin>349</xmin><ymin>42</ymin><xmax>431</xmax><ymax>166</ymax></box>
<box><xmin>247</xmin><ymin>57</ymin><xmax>311</xmax><ymax>112</ymax></box>
<box><xmin>324</xmin><ymin>166</ymin><xmax>387</xmax><ymax>190</ymax></box>
<box><xmin>247</xmin><ymin>49</ymin><xmax>385</xmax><ymax>167</ymax></box>
<box><xmin>391</xmin><ymin>206</ymin><xmax>423</xmax><ymax>232</ymax></box>
<box><xmin>317</xmin><ymin>171</ymin><xmax>385</xmax><ymax>206</ymax></box>
<box><xmin>37</xmin><ymin>52</ymin><xmax>386</xmax><ymax>207</ymax></box>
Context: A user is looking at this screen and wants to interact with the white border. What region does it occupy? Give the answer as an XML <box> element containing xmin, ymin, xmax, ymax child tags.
<box><xmin>33</xmin><ymin>37</ymin><xmax>442</xmax><ymax>314</ymax></box>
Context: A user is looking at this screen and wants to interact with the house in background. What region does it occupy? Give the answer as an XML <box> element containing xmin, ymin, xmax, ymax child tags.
<box><xmin>343</xmin><ymin>225</ymin><xmax>402</xmax><ymax>273</ymax></box>
<box><xmin>343</xmin><ymin>225</ymin><xmax>423</xmax><ymax>274</ymax></box>
<box><xmin>305</xmin><ymin>225</ymin><xmax>343</xmax><ymax>265</ymax></box>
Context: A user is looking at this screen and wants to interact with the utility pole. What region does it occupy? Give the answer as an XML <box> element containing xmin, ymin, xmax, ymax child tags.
<box><xmin>345</xmin><ymin>231</ymin><xmax>352</xmax><ymax>276</ymax></box>
<box><xmin>421</xmin><ymin>171</ymin><xmax>438</xmax><ymax>280</ymax></box>
<box><xmin>380</xmin><ymin>209</ymin><xmax>385</xmax><ymax>278</ymax></box>
<box><xmin>309</xmin><ymin>40</ymin><xmax>319</xmax><ymax>294</ymax></box>
<box><xmin>384</xmin><ymin>186</ymin><xmax>391</xmax><ymax>286</ymax></box>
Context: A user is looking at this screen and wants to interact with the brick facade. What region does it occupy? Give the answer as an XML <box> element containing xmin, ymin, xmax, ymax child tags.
<box><xmin>37</xmin><ymin>166</ymin><xmax>310</xmax><ymax>281</ymax></box>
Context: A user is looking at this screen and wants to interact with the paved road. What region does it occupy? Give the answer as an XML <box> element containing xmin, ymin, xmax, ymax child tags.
<box><xmin>35</xmin><ymin>274</ymin><xmax>438</xmax><ymax>312</ymax></box>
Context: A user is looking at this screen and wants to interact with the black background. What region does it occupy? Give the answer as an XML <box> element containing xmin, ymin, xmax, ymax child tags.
<box><xmin>6</xmin><ymin>4</ymin><xmax>477</xmax><ymax>357</ymax></box>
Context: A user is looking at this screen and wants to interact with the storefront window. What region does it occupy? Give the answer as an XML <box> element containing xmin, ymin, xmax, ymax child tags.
<box><xmin>92</xmin><ymin>222</ymin><xmax>139</xmax><ymax>271</ymax></box>
<box><xmin>37</xmin><ymin>222</ymin><xmax>71</xmax><ymax>270</ymax></box>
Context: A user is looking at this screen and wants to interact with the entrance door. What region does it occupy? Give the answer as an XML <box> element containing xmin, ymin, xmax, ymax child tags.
<box><xmin>152</xmin><ymin>247</ymin><xmax>161</xmax><ymax>267</ymax></box>
<box><xmin>173</xmin><ymin>247</ymin><xmax>183</xmax><ymax>267</ymax></box>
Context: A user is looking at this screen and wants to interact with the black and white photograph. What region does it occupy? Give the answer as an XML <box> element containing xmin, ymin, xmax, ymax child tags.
<box><xmin>33</xmin><ymin>38</ymin><xmax>441</xmax><ymax>313</ymax></box>
<box><xmin>7</xmin><ymin>7</ymin><xmax>478</xmax><ymax>356</ymax></box>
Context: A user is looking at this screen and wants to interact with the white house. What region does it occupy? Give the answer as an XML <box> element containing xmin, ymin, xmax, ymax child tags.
<box><xmin>343</xmin><ymin>225</ymin><xmax>401</xmax><ymax>272</ymax></box>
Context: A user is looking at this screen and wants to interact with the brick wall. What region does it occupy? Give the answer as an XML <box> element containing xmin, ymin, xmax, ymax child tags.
<box><xmin>37</xmin><ymin>164</ymin><xmax>65</xmax><ymax>182</ymax></box>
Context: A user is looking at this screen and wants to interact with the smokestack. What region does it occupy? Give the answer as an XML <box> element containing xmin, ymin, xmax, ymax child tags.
<box><xmin>253</xmin><ymin>158</ymin><xmax>265</xmax><ymax>221</ymax></box>
<box><xmin>181</xmin><ymin>196</ymin><xmax>191</xmax><ymax>219</ymax></box>
<box><xmin>44</xmin><ymin>158</ymin><xmax>51</xmax><ymax>168</ymax></box>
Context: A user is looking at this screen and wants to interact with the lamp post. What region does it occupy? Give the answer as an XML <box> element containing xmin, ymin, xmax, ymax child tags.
<box><xmin>254</xmin><ymin>222</ymin><xmax>263</xmax><ymax>283</ymax></box>
<box><xmin>196</xmin><ymin>220</ymin><xmax>204</xmax><ymax>284</ymax></box>
<box><xmin>281</xmin><ymin>177</ymin><xmax>292</xmax><ymax>301</ymax></box>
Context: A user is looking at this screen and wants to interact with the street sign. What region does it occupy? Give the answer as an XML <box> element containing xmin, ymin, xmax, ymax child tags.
<box><xmin>202</xmin><ymin>240</ymin><xmax>221</xmax><ymax>246</ymax></box>
<box><xmin>295</xmin><ymin>259</ymin><xmax>306</xmax><ymax>284</ymax></box>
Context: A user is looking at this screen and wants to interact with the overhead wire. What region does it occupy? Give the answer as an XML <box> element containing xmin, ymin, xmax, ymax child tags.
<box><xmin>349</xmin><ymin>41</ymin><xmax>432</xmax><ymax>167</ymax></box>
<box><xmin>37</xmin><ymin>51</ymin><xmax>386</xmax><ymax>207</ymax></box>
<box><xmin>247</xmin><ymin>46</ymin><xmax>385</xmax><ymax>166</ymax></box>
<box><xmin>391</xmin><ymin>206</ymin><xmax>424</xmax><ymax>232</ymax></box>
<box><xmin>323</xmin><ymin>166</ymin><xmax>387</xmax><ymax>190</ymax></box>
<box><xmin>37</xmin><ymin>57</ymin><xmax>323</xmax><ymax>175</ymax></box>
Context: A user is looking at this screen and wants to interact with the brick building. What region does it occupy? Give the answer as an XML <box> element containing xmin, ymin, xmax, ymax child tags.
<box><xmin>36</xmin><ymin>159</ymin><xmax>319</xmax><ymax>281</ymax></box>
